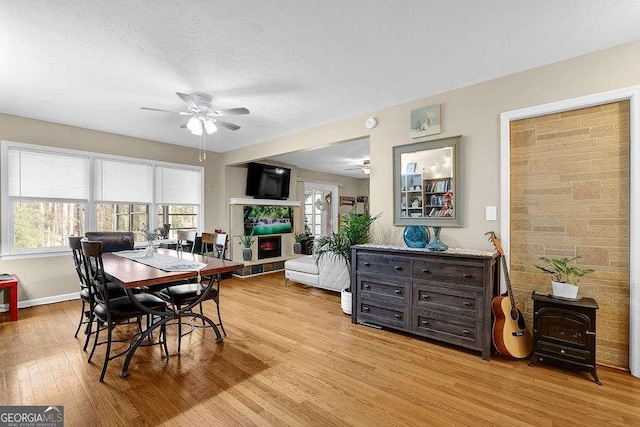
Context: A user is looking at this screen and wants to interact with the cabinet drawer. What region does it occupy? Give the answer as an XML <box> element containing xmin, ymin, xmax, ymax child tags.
<box><xmin>413</xmin><ymin>284</ymin><xmax>481</xmax><ymax>318</ymax></box>
<box><xmin>413</xmin><ymin>259</ymin><xmax>484</xmax><ymax>288</ymax></box>
<box><xmin>358</xmin><ymin>276</ymin><xmax>410</xmax><ymax>306</ymax></box>
<box><xmin>357</xmin><ymin>298</ymin><xmax>409</xmax><ymax>330</ymax></box>
<box><xmin>356</xmin><ymin>252</ymin><xmax>411</xmax><ymax>277</ymax></box>
<box><xmin>537</xmin><ymin>341</ymin><xmax>590</xmax><ymax>364</ymax></box>
<box><xmin>413</xmin><ymin>309</ymin><xmax>481</xmax><ymax>349</ymax></box>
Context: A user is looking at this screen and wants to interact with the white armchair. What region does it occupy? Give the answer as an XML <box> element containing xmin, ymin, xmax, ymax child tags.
<box><xmin>284</xmin><ymin>255</ymin><xmax>350</xmax><ymax>292</ymax></box>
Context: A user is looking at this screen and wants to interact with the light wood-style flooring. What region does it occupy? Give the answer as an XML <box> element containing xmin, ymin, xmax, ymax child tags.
<box><xmin>1</xmin><ymin>272</ymin><xmax>639</xmax><ymax>426</ymax></box>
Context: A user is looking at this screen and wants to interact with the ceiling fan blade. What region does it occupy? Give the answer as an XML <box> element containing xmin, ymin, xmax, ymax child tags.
<box><xmin>176</xmin><ymin>92</ymin><xmax>198</xmax><ymax>109</ymax></box>
<box><xmin>141</xmin><ymin>107</ymin><xmax>190</xmax><ymax>115</ymax></box>
<box><xmin>213</xmin><ymin>107</ymin><xmax>250</xmax><ymax>116</ymax></box>
<box><xmin>214</xmin><ymin>120</ymin><xmax>241</xmax><ymax>131</ymax></box>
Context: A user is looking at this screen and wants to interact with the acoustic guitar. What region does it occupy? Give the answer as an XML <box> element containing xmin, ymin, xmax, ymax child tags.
<box><xmin>486</xmin><ymin>231</ymin><xmax>532</xmax><ymax>359</ymax></box>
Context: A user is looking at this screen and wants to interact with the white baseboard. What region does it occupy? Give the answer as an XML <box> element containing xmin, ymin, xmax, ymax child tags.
<box><xmin>0</xmin><ymin>291</ymin><xmax>80</xmax><ymax>312</ymax></box>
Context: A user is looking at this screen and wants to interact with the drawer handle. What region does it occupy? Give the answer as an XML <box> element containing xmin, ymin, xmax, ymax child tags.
<box><xmin>394</xmin><ymin>266</ymin><xmax>402</xmax><ymax>271</ymax></box>
<box><xmin>586</xmin><ymin>331</ymin><xmax>596</xmax><ymax>336</ymax></box>
<box><xmin>421</xmin><ymin>320</ymin><xmax>428</xmax><ymax>326</ymax></box>
<box><xmin>421</xmin><ymin>294</ymin><xmax>430</xmax><ymax>299</ymax></box>
<box><xmin>394</xmin><ymin>314</ymin><xmax>401</xmax><ymax>319</ymax></box>
<box><xmin>462</xmin><ymin>302</ymin><xmax>472</xmax><ymax>307</ymax></box>
<box><xmin>462</xmin><ymin>273</ymin><xmax>472</xmax><ymax>278</ymax></box>
<box><xmin>462</xmin><ymin>329</ymin><xmax>470</xmax><ymax>335</ymax></box>
<box><xmin>363</xmin><ymin>306</ymin><xmax>370</xmax><ymax>312</ymax></box>
<box><xmin>364</xmin><ymin>262</ymin><xmax>371</xmax><ymax>267</ymax></box>
<box><xmin>363</xmin><ymin>284</ymin><xmax>370</xmax><ymax>289</ymax></box>
<box><xmin>560</xmin><ymin>349</ymin><xmax>566</xmax><ymax>354</ymax></box>
<box><xmin>394</xmin><ymin>289</ymin><xmax>402</xmax><ymax>294</ymax></box>
<box><xmin>421</xmin><ymin>268</ymin><xmax>430</xmax><ymax>273</ymax></box>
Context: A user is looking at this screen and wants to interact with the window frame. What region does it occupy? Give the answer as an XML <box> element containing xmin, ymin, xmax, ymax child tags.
<box><xmin>1</xmin><ymin>140</ymin><xmax>204</xmax><ymax>259</ymax></box>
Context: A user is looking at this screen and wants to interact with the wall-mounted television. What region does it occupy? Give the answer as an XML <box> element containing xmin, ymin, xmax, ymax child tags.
<box><xmin>243</xmin><ymin>205</ymin><xmax>293</xmax><ymax>235</ymax></box>
<box><xmin>245</xmin><ymin>162</ymin><xmax>291</xmax><ymax>200</ymax></box>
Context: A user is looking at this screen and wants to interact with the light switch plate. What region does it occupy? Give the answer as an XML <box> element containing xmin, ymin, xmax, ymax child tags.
<box><xmin>486</xmin><ymin>206</ymin><xmax>497</xmax><ymax>221</ymax></box>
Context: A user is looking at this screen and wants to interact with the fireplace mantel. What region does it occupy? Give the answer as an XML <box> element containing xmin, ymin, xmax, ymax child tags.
<box><xmin>229</xmin><ymin>198</ymin><xmax>301</xmax><ymax>207</ymax></box>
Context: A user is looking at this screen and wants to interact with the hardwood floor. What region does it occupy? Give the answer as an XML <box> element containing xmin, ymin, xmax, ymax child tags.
<box><xmin>1</xmin><ymin>272</ymin><xmax>639</xmax><ymax>426</ymax></box>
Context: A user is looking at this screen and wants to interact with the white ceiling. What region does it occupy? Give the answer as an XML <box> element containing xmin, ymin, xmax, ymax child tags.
<box><xmin>2</xmin><ymin>1</ymin><xmax>640</xmax><ymax>155</ymax></box>
<box><xmin>268</xmin><ymin>137</ymin><xmax>370</xmax><ymax>179</ymax></box>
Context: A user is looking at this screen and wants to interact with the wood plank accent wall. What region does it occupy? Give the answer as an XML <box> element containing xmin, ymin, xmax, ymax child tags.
<box><xmin>510</xmin><ymin>101</ymin><xmax>630</xmax><ymax>368</ymax></box>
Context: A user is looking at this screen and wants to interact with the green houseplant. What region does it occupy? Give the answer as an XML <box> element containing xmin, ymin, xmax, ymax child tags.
<box><xmin>536</xmin><ymin>256</ymin><xmax>594</xmax><ymax>299</ymax></box>
<box><xmin>293</xmin><ymin>232</ymin><xmax>307</xmax><ymax>254</ymax></box>
<box><xmin>238</xmin><ymin>232</ymin><xmax>256</xmax><ymax>261</ymax></box>
<box><xmin>315</xmin><ymin>209</ymin><xmax>380</xmax><ymax>314</ymax></box>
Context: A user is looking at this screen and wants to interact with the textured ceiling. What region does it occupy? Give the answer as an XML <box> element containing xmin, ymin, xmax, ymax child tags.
<box><xmin>2</xmin><ymin>1</ymin><xmax>640</xmax><ymax>155</ymax></box>
<box><xmin>268</xmin><ymin>137</ymin><xmax>370</xmax><ymax>179</ymax></box>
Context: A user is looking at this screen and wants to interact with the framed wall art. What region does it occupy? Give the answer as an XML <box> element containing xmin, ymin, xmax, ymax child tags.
<box><xmin>410</xmin><ymin>104</ymin><xmax>441</xmax><ymax>138</ymax></box>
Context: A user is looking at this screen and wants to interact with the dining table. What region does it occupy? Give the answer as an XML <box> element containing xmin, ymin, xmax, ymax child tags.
<box><xmin>102</xmin><ymin>248</ymin><xmax>243</xmax><ymax>378</ymax></box>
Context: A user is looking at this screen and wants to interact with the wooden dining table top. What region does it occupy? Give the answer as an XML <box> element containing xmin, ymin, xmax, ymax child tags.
<box><xmin>102</xmin><ymin>249</ymin><xmax>244</xmax><ymax>289</ymax></box>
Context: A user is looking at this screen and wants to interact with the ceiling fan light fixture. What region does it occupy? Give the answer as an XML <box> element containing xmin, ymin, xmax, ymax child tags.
<box><xmin>204</xmin><ymin>120</ymin><xmax>218</xmax><ymax>134</ymax></box>
<box><xmin>187</xmin><ymin>116</ymin><xmax>202</xmax><ymax>135</ymax></box>
<box><xmin>363</xmin><ymin>168</ymin><xmax>370</xmax><ymax>175</ymax></box>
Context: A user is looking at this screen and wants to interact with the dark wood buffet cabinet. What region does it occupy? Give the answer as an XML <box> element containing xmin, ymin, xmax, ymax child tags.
<box><xmin>351</xmin><ymin>244</ymin><xmax>499</xmax><ymax>360</ymax></box>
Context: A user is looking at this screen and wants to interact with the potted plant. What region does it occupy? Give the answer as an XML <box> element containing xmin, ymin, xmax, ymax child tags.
<box><xmin>315</xmin><ymin>209</ymin><xmax>379</xmax><ymax>314</ymax></box>
<box><xmin>238</xmin><ymin>232</ymin><xmax>256</xmax><ymax>261</ymax></box>
<box><xmin>137</xmin><ymin>225</ymin><xmax>160</xmax><ymax>257</ymax></box>
<box><xmin>535</xmin><ymin>256</ymin><xmax>594</xmax><ymax>299</ymax></box>
<box><xmin>293</xmin><ymin>232</ymin><xmax>307</xmax><ymax>254</ymax></box>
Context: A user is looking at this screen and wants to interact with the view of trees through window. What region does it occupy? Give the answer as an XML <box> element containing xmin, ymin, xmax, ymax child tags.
<box><xmin>158</xmin><ymin>205</ymin><xmax>198</xmax><ymax>238</ymax></box>
<box><xmin>13</xmin><ymin>202</ymin><xmax>84</xmax><ymax>249</ymax></box>
<box><xmin>96</xmin><ymin>204</ymin><xmax>149</xmax><ymax>242</ymax></box>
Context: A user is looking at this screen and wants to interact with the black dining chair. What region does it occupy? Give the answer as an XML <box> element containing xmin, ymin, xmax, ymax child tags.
<box><xmin>159</xmin><ymin>233</ymin><xmax>228</xmax><ymax>352</ymax></box>
<box><xmin>81</xmin><ymin>240</ymin><xmax>169</xmax><ymax>382</ymax></box>
<box><xmin>69</xmin><ymin>236</ymin><xmax>127</xmax><ymax>351</ymax></box>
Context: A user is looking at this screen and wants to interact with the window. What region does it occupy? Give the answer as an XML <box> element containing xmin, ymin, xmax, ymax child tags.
<box><xmin>4</xmin><ymin>147</ymin><xmax>89</xmax><ymax>253</ymax></box>
<box><xmin>155</xmin><ymin>166</ymin><xmax>202</xmax><ymax>239</ymax></box>
<box><xmin>14</xmin><ymin>201</ymin><xmax>85</xmax><ymax>250</ymax></box>
<box><xmin>96</xmin><ymin>204</ymin><xmax>150</xmax><ymax>242</ymax></box>
<box><xmin>157</xmin><ymin>205</ymin><xmax>198</xmax><ymax>238</ymax></box>
<box><xmin>1</xmin><ymin>141</ymin><xmax>204</xmax><ymax>257</ymax></box>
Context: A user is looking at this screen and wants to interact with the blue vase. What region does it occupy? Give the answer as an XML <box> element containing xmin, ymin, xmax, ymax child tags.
<box><xmin>426</xmin><ymin>226</ymin><xmax>448</xmax><ymax>251</ymax></box>
<box><xmin>403</xmin><ymin>226</ymin><xmax>430</xmax><ymax>248</ymax></box>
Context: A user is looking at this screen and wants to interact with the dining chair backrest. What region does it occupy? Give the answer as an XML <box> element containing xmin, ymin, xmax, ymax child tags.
<box><xmin>176</xmin><ymin>230</ymin><xmax>197</xmax><ymax>253</ymax></box>
<box><xmin>69</xmin><ymin>236</ymin><xmax>91</xmax><ymax>296</ymax></box>
<box><xmin>214</xmin><ymin>233</ymin><xmax>228</xmax><ymax>259</ymax></box>
<box><xmin>85</xmin><ymin>231</ymin><xmax>135</xmax><ymax>253</ymax></box>
<box><xmin>80</xmin><ymin>240</ymin><xmax>110</xmax><ymax>307</ymax></box>
<box><xmin>201</xmin><ymin>232</ymin><xmax>227</xmax><ymax>259</ymax></box>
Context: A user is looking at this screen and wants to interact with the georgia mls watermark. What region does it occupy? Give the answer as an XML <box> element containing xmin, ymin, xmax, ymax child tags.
<box><xmin>0</xmin><ymin>406</ymin><xmax>63</xmax><ymax>427</ymax></box>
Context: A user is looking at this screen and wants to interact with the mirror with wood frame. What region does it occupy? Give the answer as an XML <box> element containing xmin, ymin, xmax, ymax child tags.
<box><xmin>393</xmin><ymin>136</ymin><xmax>463</xmax><ymax>227</ymax></box>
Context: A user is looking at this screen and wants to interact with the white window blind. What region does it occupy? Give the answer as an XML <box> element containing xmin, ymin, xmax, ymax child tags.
<box><xmin>8</xmin><ymin>148</ymin><xmax>88</xmax><ymax>200</ymax></box>
<box><xmin>94</xmin><ymin>159</ymin><xmax>153</xmax><ymax>203</ymax></box>
<box><xmin>156</xmin><ymin>166</ymin><xmax>202</xmax><ymax>205</ymax></box>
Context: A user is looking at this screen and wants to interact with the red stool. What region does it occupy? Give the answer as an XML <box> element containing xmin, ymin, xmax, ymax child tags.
<box><xmin>0</xmin><ymin>274</ymin><xmax>18</xmax><ymax>321</ymax></box>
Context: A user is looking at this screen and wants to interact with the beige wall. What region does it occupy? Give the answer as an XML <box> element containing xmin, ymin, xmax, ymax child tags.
<box><xmin>510</xmin><ymin>101</ymin><xmax>630</xmax><ymax>368</ymax></box>
<box><xmin>221</xmin><ymin>40</ymin><xmax>640</xmax><ymax>252</ymax></box>
<box><xmin>0</xmin><ymin>114</ymin><xmax>225</xmax><ymax>302</ymax></box>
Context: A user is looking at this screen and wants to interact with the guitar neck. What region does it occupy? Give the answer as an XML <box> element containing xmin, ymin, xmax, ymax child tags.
<box><xmin>500</xmin><ymin>254</ymin><xmax>517</xmax><ymax>309</ymax></box>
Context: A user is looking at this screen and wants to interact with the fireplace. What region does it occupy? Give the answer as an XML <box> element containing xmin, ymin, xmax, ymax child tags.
<box><xmin>258</xmin><ymin>236</ymin><xmax>282</xmax><ymax>260</ymax></box>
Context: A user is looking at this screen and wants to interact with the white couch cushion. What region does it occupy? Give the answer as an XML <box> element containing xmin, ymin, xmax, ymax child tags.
<box><xmin>284</xmin><ymin>256</ymin><xmax>319</xmax><ymax>275</ymax></box>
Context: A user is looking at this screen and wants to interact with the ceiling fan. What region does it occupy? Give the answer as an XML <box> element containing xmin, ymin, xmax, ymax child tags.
<box><xmin>344</xmin><ymin>159</ymin><xmax>370</xmax><ymax>175</ymax></box>
<box><xmin>141</xmin><ymin>92</ymin><xmax>249</xmax><ymax>161</ymax></box>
